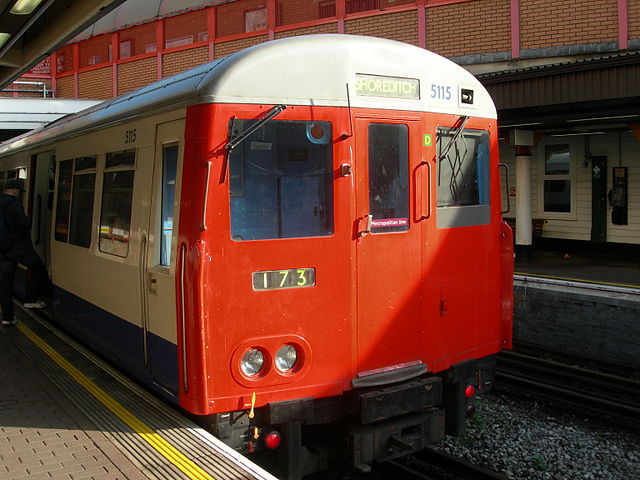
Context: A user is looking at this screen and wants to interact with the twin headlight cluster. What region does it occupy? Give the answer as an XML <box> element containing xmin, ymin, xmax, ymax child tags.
<box><xmin>240</xmin><ymin>344</ymin><xmax>298</xmax><ymax>377</ymax></box>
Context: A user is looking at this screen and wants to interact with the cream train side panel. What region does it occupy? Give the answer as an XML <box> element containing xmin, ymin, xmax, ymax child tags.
<box><xmin>50</xmin><ymin>109</ymin><xmax>186</xmax><ymax>342</ymax></box>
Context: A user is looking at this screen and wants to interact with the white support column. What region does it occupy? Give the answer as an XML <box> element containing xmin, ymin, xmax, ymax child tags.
<box><xmin>509</xmin><ymin>129</ymin><xmax>536</xmax><ymax>260</ymax></box>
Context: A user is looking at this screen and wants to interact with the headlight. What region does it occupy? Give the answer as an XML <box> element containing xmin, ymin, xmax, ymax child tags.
<box><xmin>275</xmin><ymin>345</ymin><xmax>297</xmax><ymax>373</ymax></box>
<box><xmin>240</xmin><ymin>348</ymin><xmax>264</xmax><ymax>376</ymax></box>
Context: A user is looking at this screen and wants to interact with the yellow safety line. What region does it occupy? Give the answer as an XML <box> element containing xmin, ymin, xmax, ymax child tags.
<box><xmin>514</xmin><ymin>271</ymin><xmax>640</xmax><ymax>290</ymax></box>
<box><xmin>17</xmin><ymin>323</ymin><xmax>216</xmax><ymax>480</ymax></box>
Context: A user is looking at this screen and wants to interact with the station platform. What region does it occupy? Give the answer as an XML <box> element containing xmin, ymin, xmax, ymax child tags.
<box><xmin>514</xmin><ymin>249</ymin><xmax>640</xmax><ymax>289</ymax></box>
<box><xmin>512</xmin><ymin>248</ymin><xmax>640</xmax><ymax>372</ymax></box>
<box><xmin>0</xmin><ymin>305</ymin><xmax>277</xmax><ymax>480</ymax></box>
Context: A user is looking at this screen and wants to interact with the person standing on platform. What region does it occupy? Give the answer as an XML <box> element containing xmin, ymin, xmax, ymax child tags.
<box><xmin>0</xmin><ymin>178</ymin><xmax>47</xmax><ymax>326</ymax></box>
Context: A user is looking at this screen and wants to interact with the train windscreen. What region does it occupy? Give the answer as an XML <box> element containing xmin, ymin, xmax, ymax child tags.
<box><xmin>228</xmin><ymin>119</ymin><xmax>334</xmax><ymax>241</ymax></box>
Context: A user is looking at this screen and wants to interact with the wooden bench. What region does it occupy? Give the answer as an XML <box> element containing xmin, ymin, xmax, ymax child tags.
<box><xmin>505</xmin><ymin>218</ymin><xmax>545</xmax><ymax>238</ymax></box>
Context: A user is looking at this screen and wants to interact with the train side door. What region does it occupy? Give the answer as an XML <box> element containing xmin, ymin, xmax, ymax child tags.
<box><xmin>354</xmin><ymin>117</ymin><xmax>426</xmax><ymax>373</ymax></box>
<box><xmin>29</xmin><ymin>152</ymin><xmax>55</xmax><ymax>270</ymax></box>
<box><xmin>141</xmin><ymin>119</ymin><xmax>185</xmax><ymax>393</ymax></box>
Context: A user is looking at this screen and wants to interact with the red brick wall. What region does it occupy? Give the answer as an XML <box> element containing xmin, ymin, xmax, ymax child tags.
<box><xmin>426</xmin><ymin>0</ymin><xmax>510</xmax><ymax>57</ymax></box>
<box><xmin>275</xmin><ymin>23</ymin><xmax>338</xmax><ymax>39</ymax></box>
<box><xmin>162</xmin><ymin>46</ymin><xmax>209</xmax><ymax>77</ymax></box>
<box><xmin>118</xmin><ymin>57</ymin><xmax>157</xmax><ymax>95</ymax></box>
<box><xmin>345</xmin><ymin>10</ymin><xmax>418</xmax><ymax>46</ymax></box>
<box><xmin>78</xmin><ymin>67</ymin><xmax>112</xmax><ymax>99</ymax></box>
<box><xmin>520</xmin><ymin>0</ymin><xmax>618</xmax><ymax>49</ymax></box>
<box><xmin>119</xmin><ymin>22</ymin><xmax>157</xmax><ymax>57</ymax></box>
<box><xmin>217</xmin><ymin>0</ymin><xmax>266</xmax><ymax>38</ymax></box>
<box><xmin>278</xmin><ymin>0</ymin><xmax>330</xmax><ymax>25</ymax></box>
<box><xmin>165</xmin><ymin>9</ymin><xmax>208</xmax><ymax>46</ymax></box>
<box><xmin>214</xmin><ymin>35</ymin><xmax>269</xmax><ymax>58</ymax></box>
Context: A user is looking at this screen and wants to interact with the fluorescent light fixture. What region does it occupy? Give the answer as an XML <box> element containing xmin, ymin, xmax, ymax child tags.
<box><xmin>500</xmin><ymin>122</ymin><xmax>542</xmax><ymax>128</ymax></box>
<box><xmin>550</xmin><ymin>132</ymin><xmax>605</xmax><ymax>137</ymax></box>
<box><xmin>0</xmin><ymin>33</ymin><xmax>11</xmax><ymax>49</ymax></box>
<box><xmin>10</xmin><ymin>0</ymin><xmax>44</xmax><ymax>15</ymax></box>
<box><xmin>567</xmin><ymin>115</ymin><xmax>639</xmax><ymax>123</ymax></box>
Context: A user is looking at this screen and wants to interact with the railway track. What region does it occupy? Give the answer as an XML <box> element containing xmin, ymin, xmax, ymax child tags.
<box><xmin>381</xmin><ymin>448</ymin><xmax>508</xmax><ymax>480</ymax></box>
<box><xmin>496</xmin><ymin>350</ymin><xmax>640</xmax><ymax>426</ymax></box>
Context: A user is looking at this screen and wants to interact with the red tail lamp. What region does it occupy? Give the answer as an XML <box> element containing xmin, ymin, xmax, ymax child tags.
<box><xmin>464</xmin><ymin>384</ymin><xmax>476</xmax><ymax>398</ymax></box>
<box><xmin>264</xmin><ymin>431</ymin><xmax>282</xmax><ymax>449</ymax></box>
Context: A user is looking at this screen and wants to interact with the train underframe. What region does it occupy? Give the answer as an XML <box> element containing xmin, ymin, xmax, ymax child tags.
<box><xmin>204</xmin><ymin>356</ymin><xmax>497</xmax><ymax>479</ymax></box>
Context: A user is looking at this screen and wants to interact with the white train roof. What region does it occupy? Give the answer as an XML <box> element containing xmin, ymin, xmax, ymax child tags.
<box><xmin>0</xmin><ymin>35</ymin><xmax>496</xmax><ymax>155</ymax></box>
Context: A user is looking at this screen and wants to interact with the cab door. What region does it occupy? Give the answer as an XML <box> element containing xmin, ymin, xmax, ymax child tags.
<box><xmin>141</xmin><ymin>119</ymin><xmax>184</xmax><ymax>393</ymax></box>
<box><xmin>354</xmin><ymin>117</ymin><xmax>428</xmax><ymax>374</ymax></box>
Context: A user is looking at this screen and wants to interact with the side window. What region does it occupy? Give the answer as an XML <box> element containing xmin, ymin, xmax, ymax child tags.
<box><xmin>99</xmin><ymin>150</ymin><xmax>135</xmax><ymax>257</ymax></box>
<box><xmin>543</xmin><ymin>144</ymin><xmax>571</xmax><ymax>213</ymax></box>
<box><xmin>55</xmin><ymin>157</ymin><xmax>96</xmax><ymax>247</ymax></box>
<box><xmin>229</xmin><ymin>119</ymin><xmax>334</xmax><ymax>241</ymax></box>
<box><xmin>368</xmin><ymin>123</ymin><xmax>409</xmax><ymax>233</ymax></box>
<box><xmin>160</xmin><ymin>145</ymin><xmax>178</xmax><ymax>266</ymax></box>
<box><xmin>436</xmin><ymin>128</ymin><xmax>490</xmax><ymax>228</ymax></box>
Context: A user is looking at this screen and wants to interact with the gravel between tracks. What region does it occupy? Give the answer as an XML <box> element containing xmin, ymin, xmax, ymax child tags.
<box><xmin>437</xmin><ymin>390</ymin><xmax>640</xmax><ymax>480</ymax></box>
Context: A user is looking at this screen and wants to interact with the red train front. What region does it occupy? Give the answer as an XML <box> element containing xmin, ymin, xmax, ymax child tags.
<box><xmin>174</xmin><ymin>35</ymin><xmax>513</xmax><ymax>476</ymax></box>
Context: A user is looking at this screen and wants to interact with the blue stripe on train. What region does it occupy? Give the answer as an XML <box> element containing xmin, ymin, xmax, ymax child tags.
<box><xmin>52</xmin><ymin>285</ymin><xmax>179</xmax><ymax>401</ymax></box>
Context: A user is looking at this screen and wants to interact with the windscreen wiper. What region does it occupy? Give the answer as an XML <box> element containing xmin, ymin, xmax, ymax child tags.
<box><xmin>438</xmin><ymin>115</ymin><xmax>469</xmax><ymax>163</ymax></box>
<box><xmin>224</xmin><ymin>104</ymin><xmax>287</xmax><ymax>151</ymax></box>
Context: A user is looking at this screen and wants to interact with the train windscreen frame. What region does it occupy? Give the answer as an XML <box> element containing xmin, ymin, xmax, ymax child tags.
<box><xmin>228</xmin><ymin>119</ymin><xmax>334</xmax><ymax>241</ymax></box>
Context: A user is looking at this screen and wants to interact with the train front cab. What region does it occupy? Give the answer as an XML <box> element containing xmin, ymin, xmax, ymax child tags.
<box><xmin>178</xmin><ymin>101</ymin><xmax>512</xmax><ymax>476</ymax></box>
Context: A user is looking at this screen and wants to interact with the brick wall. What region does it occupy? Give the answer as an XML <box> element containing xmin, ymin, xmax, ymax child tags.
<box><xmin>630</xmin><ymin>0</ymin><xmax>640</xmax><ymax>40</ymax></box>
<box><xmin>162</xmin><ymin>46</ymin><xmax>209</xmax><ymax>78</ymax></box>
<box><xmin>217</xmin><ymin>0</ymin><xmax>266</xmax><ymax>38</ymax></box>
<box><xmin>278</xmin><ymin>0</ymin><xmax>330</xmax><ymax>25</ymax></box>
<box><xmin>426</xmin><ymin>0</ymin><xmax>510</xmax><ymax>57</ymax></box>
<box><xmin>78</xmin><ymin>67</ymin><xmax>113</xmax><ymax>99</ymax></box>
<box><xmin>275</xmin><ymin>23</ymin><xmax>338</xmax><ymax>39</ymax></box>
<box><xmin>214</xmin><ymin>35</ymin><xmax>269</xmax><ymax>58</ymax></box>
<box><xmin>165</xmin><ymin>9</ymin><xmax>208</xmax><ymax>46</ymax></box>
<box><xmin>520</xmin><ymin>0</ymin><xmax>618</xmax><ymax>49</ymax></box>
<box><xmin>56</xmin><ymin>76</ymin><xmax>75</xmax><ymax>98</ymax></box>
<box><xmin>118</xmin><ymin>57</ymin><xmax>157</xmax><ymax>95</ymax></box>
<box><xmin>345</xmin><ymin>10</ymin><xmax>418</xmax><ymax>46</ymax></box>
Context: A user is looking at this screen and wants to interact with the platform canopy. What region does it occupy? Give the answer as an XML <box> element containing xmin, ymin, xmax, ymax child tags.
<box><xmin>0</xmin><ymin>0</ymin><xmax>126</xmax><ymax>88</ymax></box>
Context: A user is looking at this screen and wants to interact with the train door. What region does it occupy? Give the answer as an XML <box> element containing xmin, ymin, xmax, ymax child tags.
<box><xmin>354</xmin><ymin>117</ymin><xmax>427</xmax><ymax>373</ymax></box>
<box><xmin>29</xmin><ymin>152</ymin><xmax>55</xmax><ymax>270</ymax></box>
<box><xmin>141</xmin><ymin>119</ymin><xmax>184</xmax><ymax>393</ymax></box>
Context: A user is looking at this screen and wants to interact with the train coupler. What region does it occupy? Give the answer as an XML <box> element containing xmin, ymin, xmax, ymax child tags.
<box><xmin>348</xmin><ymin>409</ymin><xmax>444</xmax><ymax>467</ymax></box>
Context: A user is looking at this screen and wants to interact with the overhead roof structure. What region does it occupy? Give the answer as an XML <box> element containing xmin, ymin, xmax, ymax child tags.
<box><xmin>0</xmin><ymin>0</ymin><xmax>127</xmax><ymax>89</ymax></box>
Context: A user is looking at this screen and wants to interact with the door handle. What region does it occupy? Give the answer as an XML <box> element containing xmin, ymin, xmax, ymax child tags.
<box><xmin>358</xmin><ymin>214</ymin><xmax>373</xmax><ymax>237</ymax></box>
<box><xmin>415</xmin><ymin>161</ymin><xmax>431</xmax><ymax>221</ymax></box>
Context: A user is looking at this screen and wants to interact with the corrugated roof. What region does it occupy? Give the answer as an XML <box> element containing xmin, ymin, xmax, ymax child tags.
<box><xmin>478</xmin><ymin>51</ymin><xmax>640</xmax><ymax>83</ymax></box>
<box><xmin>73</xmin><ymin>0</ymin><xmax>234</xmax><ymax>41</ymax></box>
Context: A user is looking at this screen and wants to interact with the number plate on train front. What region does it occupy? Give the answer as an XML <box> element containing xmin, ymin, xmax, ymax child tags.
<box><xmin>252</xmin><ymin>268</ymin><xmax>316</xmax><ymax>291</ymax></box>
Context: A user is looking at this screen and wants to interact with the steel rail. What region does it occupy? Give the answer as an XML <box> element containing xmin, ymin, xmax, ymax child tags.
<box><xmin>496</xmin><ymin>350</ymin><xmax>640</xmax><ymax>426</ymax></box>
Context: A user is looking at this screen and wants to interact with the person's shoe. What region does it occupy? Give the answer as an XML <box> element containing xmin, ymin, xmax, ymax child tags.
<box><xmin>2</xmin><ymin>318</ymin><xmax>17</xmax><ymax>325</ymax></box>
<box><xmin>24</xmin><ymin>300</ymin><xmax>47</xmax><ymax>309</ymax></box>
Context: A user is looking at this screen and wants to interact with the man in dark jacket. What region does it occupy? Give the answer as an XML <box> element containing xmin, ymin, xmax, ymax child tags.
<box><xmin>0</xmin><ymin>178</ymin><xmax>47</xmax><ymax>326</ymax></box>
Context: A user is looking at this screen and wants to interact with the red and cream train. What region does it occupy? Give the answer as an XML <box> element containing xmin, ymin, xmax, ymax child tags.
<box><xmin>0</xmin><ymin>35</ymin><xmax>513</xmax><ymax>478</ymax></box>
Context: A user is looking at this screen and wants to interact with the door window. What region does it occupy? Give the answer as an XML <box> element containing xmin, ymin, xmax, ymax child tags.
<box><xmin>160</xmin><ymin>145</ymin><xmax>178</xmax><ymax>265</ymax></box>
<box><xmin>368</xmin><ymin>123</ymin><xmax>409</xmax><ymax>233</ymax></box>
<box><xmin>229</xmin><ymin>119</ymin><xmax>334</xmax><ymax>241</ymax></box>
